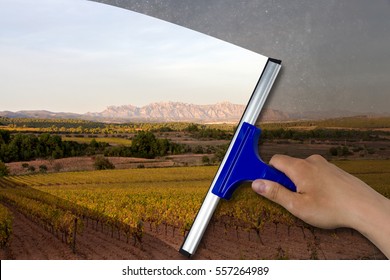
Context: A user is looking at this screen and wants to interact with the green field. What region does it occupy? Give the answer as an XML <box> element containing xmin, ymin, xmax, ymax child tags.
<box><xmin>62</xmin><ymin>136</ymin><xmax>132</xmax><ymax>146</ymax></box>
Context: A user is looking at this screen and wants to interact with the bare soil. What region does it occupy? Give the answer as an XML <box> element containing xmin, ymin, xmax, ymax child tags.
<box><xmin>2</xmin><ymin>139</ymin><xmax>388</xmax><ymax>259</ymax></box>
<box><xmin>0</xmin><ymin>206</ymin><xmax>184</xmax><ymax>260</ymax></box>
<box><xmin>6</xmin><ymin>154</ymin><xmax>208</xmax><ymax>176</ymax></box>
<box><xmin>0</xmin><ymin>205</ymin><xmax>385</xmax><ymax>260</ymax></box>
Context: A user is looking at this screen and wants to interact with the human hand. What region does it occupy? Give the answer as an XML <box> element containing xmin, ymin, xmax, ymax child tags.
<box><xmin>252</xmin><ymin>154</ymin><xmax>390</xmax><ymax>258</ymax></box>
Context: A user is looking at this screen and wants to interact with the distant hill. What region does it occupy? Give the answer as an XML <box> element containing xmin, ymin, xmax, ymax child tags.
<box><xmin>0</xmin><ymin>110</ymin><xmax>81</xmax><ymax>120</ymax></box>
<box><xmin>0</xmin><ymin>102</ymin><xmax>290</xmax><ymax>123</ymax></box>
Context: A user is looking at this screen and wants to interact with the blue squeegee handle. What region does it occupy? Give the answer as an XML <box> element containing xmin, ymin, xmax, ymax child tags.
<box><xmin>211</xmin><ymin>122</ymin><xmax>297</xmax><ymax>200</ymax></box>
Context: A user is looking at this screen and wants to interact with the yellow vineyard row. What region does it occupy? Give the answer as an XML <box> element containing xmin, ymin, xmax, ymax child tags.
<box><xmin>1</xmin><ymin>160</ymin><xmax>389</xmax><ymax>245</ymax></box>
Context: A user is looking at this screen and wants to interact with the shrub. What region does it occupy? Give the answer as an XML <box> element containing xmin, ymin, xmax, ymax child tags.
<box><xmin>329</xmin><ymin>147</ymin><xmax>338</xmax><ymax>156</ymax></box>
<box><xmin>53</xmin><ymin>162</ymin><xmax>63</xmax><ymax>172</ymax></box>
<box><xmin>39</xmin><ymin>165</ymin><xmax>48</xmax><ymax>173</ymax></box>
<box><xmin>0</xmin><ymin>161</ymin><xmax>9</xmax><ymax>176</ymax></box>
<box><xmin>27</xmin><ymin>165</ymin><xmax>36</xmax><ymax>172</ymax></box>
<box><xmin>94</xmin><ymin>156</ymin><xmax>115</xmax><ymax>170</ymax></box>
<box><xmin>329</xmin><ymin>146</ymin><xmax>353</xmax><ymax>156</ymax></box>
<box><xmin>21</xmin><ymin>163</ymin><xmax>29</xmax><ymax>168</ymax></box>
<box><xmin>202</xmin><ymin>156</ymin><xmax>210</xmax><ymax>165</ymax></box>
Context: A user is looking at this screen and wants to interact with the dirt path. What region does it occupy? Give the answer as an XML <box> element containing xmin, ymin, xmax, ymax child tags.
<box><xmin>0</xmin><ymin>206</ymin><xmax>184</xmax><ymax>260</ymax></box>
<box><xmin>149</xmin><ymin>220</ymin><xmax>386</xmax><ymax>260</ymax></box>
<box><xmin>0</xmin><ymin>209</ymin><xmax>79</xmax><ymax>260</ymax></box>
<box><xmin>0</xmin><ymin>206</ymin><xmax>386</xmax><ymax>260</ymax></box>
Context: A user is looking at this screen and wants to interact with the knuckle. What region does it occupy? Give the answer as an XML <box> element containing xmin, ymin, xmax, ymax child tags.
<box><xmin>286</xmin><ymin>198</ymin><xmax>301</xmax><ymax>215</ymax></box>
<box><xmin>306</xmin><ymin>154</ymin><xmax>324</xmax><ymax>163</ymax></box>
<box><xmin>269</xmin><ymin>154</ymin><xmax>282</xmax><ymax>166</ymax></box>
<box><xmin>291</xmin><ymin>158</ymin><xmax>307</xmax><ymax>174</ymax></box>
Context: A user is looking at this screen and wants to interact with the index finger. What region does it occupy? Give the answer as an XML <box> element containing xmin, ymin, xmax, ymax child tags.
<box><xmin>268</xmin><ymin>154</ymin><xmax>307</xmax><ymax>192</ymax></box>
<box><xmin>269</xmin><ymin>154</ymin><xmax>302</xmax><ymax>176</ymax></box>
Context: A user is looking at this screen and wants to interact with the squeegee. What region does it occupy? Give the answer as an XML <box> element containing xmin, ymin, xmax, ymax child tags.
<box><xmin>179</xmin><ymin>58</ymin><xmax>296</xmax><ymax>257</ymax></box>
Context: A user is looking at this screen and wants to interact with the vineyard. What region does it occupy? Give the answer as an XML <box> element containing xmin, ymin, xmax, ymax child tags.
<box><xmin>0</xmin><ymin>203</ymin><xmax>13</xmax><ymax>248</ymax></box>
<box><xmin>0</xmin><ymin>160</ymin><xmax>389</xmax><ymax>259</ymax></box>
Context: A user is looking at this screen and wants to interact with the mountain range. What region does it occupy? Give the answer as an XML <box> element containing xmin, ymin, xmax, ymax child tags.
<box><xmin>0</xmin><ymin>102</ymin><xmax>381</xmax><ymax>123</ymax></box>
<box><xmin>84</xmin><ymin>102</ymin><xmax>247</xmax><ymax>122</ymax></box>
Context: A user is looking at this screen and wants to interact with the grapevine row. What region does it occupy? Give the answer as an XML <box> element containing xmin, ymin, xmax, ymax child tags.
<box><xmin>0</xmin><ymin>203</ymin><xmax>13</xmax><ymax>248</ymax></box>
<box><xmin>0</xmin><ymin>181</ymin><xmax>144</xmax><ymax>246</ymax></box>
<box><xmin>3</xmin><ymin>162</ymin><xmax>388</xmax><ymax>248</ymax></box>
<box><xmin>0</xmin><ymin>189</ymin><xmax>80</xmax><ymax>249</ymax></box>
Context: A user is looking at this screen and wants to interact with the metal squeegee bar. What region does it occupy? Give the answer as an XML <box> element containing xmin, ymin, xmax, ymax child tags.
<box><xmin>179</xmin><ymin>59</ymin><xmax>281</xmax><ymax>257</ymax></box>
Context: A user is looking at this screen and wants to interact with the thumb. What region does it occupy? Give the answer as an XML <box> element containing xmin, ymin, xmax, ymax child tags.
<box><xmin>252</xmin><ymin>179</ymin><xmax>297</xmax><ymax>212</ymax></box>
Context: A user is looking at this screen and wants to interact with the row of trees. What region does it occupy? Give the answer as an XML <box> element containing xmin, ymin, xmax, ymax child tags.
<box><xmin>0</xmin><ymin>130</ymin><xmax>106</xmax><ymax>163</ymax></box>
<box><xmin>0</xmin><ymin>117</ymin><xmax>105</xmax><ymax>129</ymax></box>
<box><xmin>104</xmin><ymin>131</ymin><xmax>187</xmax><ymax>159</ymax></box>
<box><xmin>185</xmin><ymin>124</ymin><xmax>234</xmax><ymax>140</ymax></box>
<box><xmin>1</xmin><ymin>117</ymin><xmax>236</xmax><ymax>135</ymax></box>
<box><xmin>260</xmin><ymin>128</ymin><xmax>382</xmax><ymax>141</ymax></box>
<box><xmin>186</xmin><ymin>124</ymin><xmax>386</xmax><ymax>142</ymax></box>
<box><xmin>4</xmin><ymin>116</ymin><xmax>388</xmax><ymax>142</ymax></box>
<box><xmin>0</xmin><ymin>130</ymin><xmax>185</xmax><ymax>163</ymax></box>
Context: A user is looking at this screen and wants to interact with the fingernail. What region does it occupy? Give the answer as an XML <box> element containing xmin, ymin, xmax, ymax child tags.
<box><xmin>252</xmin><ymin>180</ymin><xmax>267</xmax><ymax>194</ymax></box>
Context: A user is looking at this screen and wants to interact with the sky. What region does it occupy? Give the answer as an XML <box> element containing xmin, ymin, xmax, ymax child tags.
<box><xmin>0</xmin><ymin>0</ymin><xmax>267</xmax><ymax>113</ymax></box>
<box><xmin>95</xmin><ymin>0</ymin><xmax>390</xmax><ymax>115</ymax></box>
<box><xmin>1</xmin><ymin>0</ymin><xmax>389</xmax><ymax>116</ymax></box>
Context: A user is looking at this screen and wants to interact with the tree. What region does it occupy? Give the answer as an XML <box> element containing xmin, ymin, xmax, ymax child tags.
<box><xmin>186</xmin><ymin>123</ymin><xmax>199</xmax><ymax>132</ymax></box>
<box><xmin>94</xmin><ymin>156</ymin><xmax>115</xmax><ymax>170</ymax></box>
<box><xmin>0</xmin><ymin>130</ymin><xmax>11</xmax><ymax>145</ymax></box>
<box><xmin>0</xmin><ymin>161</ymin><xmax>9</xmax><ymax>176</ymax></box>
<box><xmin>89</xmin><ymin>139</ymin><xmax>99</xmax><ymax>149</ymax></box>
<box><xmin>131</xmin><ymin>131</ymin><xmax>159</xmax><ymax>159</ymax></box>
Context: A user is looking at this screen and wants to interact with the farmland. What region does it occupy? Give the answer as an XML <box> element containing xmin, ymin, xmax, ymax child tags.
<box><xmin>61</xmin><ymin>136</ymin><xmax>132</xmax><ymax>146</ymax></box>
<box><xmin>0</xmin><ymin>115</ymin><xmax>389</xmax><ymax>259</ymax></box>
<box><xmin>0</xmin><ymin>160</ymin><xmax>389</xmax><ymax>260</ymax></box>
